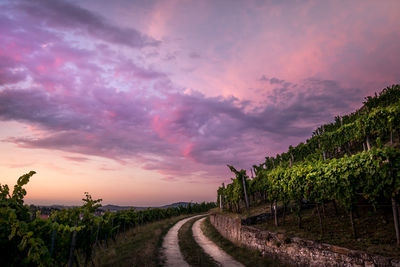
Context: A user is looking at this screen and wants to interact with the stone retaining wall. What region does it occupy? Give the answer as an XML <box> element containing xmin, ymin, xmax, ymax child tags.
<box><xmin>209</xmin><ymin>213</ymin><xmax>400</xmax><ymax>267</ymax></box>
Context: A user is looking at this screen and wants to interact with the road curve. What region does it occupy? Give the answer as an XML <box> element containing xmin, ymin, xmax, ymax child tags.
<box><xmin>192</xmin><ymin>217</ymin><xmax>244</xmax><ymax>267</ymax></box>
<box><xmin>162</xmin><ymin>215</ymin><xmax>204</xmax><ymax>267</ymax></box>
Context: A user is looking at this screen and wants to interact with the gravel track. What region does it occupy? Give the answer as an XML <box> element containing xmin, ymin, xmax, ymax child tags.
<box><xmin>162</xmin><ymin>215</ymin><xmax>204</xmax><ymax>267</ymax></box>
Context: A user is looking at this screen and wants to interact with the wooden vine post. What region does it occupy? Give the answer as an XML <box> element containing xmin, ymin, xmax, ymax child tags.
<box><xmin>316</xmin><ymin>203</ymin><xmax>324</xmax><ymax>236</ymax></box>
<box><xmin>366</xmin><ymin>136</ymin><xmax>371</xmax><ymax>151</ymax></box>
<box><xmin>318</xmin><ymin>147</ymin><xmax>325</xmax><ymax>236</ymax></box>
<box><xmin>322</xmin><ymin>125</ymin><xmax>327</xmax><ymax>161</ymax></box>
<box><xmin>289</xmin><ymin>153</ymin><xmax>294</xmax><ymax>168</ymax></box>
<box><xmin>297</xmin><ymin>199</ymin><xmax>302</xmax><ymax>229</ymax></box>
<box><xmin>318</xmin><ymin>138</ymin><xmax>326</xmax><ymax>161</ymax></box>
<box><xmin>390</xmin><ymin>131</ymin><xmax>393</xmax><ymax>144</ymax></box>
<box><xmin>50</xmin><ymin>219</ymin><xmax>56</xmax><ymax>256</ymax></box>
<box><xmin>390</xmin><ymin>158</ymin><xmax>400</xmax><ymax>245</ymax></box>
<box><xmin>391</xmin><ymin>196</ymin><xmax>400</xmax><ymax>245</ymax></box>
<box><xmin>95</xmin><ymin>221</ymin><xmax>100</xmax><ymax>245</ymax></box>
<box><xmin>219</xmin><ymin>183</ymin><xmax>224</xmax><ymax>210</ymax></box>
<box><xmin>242</xmin><ymin>173</ymin><xmax>249</xmax><ymax>210</ymax></box>
<box><xmin>222</xmin><ymin>182</ymin><xmax>225</xmax><ymax>209</ymax></box>
<box><xmin>67</xmin><ymin>219</ymin><xmax>78</xmax><ymax>267</ymax></box>
<box><xmin>349</xmin><ymin>206</ymin><xmax>357</xmax><ymax>238</ymax></box>
<box><xmin>280</xmin><ymin>153</ymin><xmax>294</xmax><ymax>225</ymax></box>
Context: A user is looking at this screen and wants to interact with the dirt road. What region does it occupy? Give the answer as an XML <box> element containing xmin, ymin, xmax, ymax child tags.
<box><xmin>161</xmin><ymin>215</ymin><xmax>204</xmax><ymax>266</ymax></box>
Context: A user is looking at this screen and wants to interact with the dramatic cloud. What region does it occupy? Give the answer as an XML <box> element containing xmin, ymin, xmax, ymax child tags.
<box><xmin>10</xmin><ymin>0</ymin><xmax>160</xmax><ymax>48</ymax></box>
<box><xmin>0</xmin><ymin>78</ymin><xmax>362</xmax><ymax>175</ymax></box>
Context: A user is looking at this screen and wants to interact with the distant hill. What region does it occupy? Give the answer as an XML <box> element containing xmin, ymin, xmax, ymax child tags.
<box><xmin>99</xmin><ymin>202</ymin><xmax>191</xmax><ymax>212</ymax></box>
<box><xmin>37</xmin><ymin>202</ymin><xmax>192</xmax><ymax>212</ymax></box>
<box><xmin>159</xmin><ymin>202</ymin><xmax>190</xmax><ymax>209</ymax></box>
<box><xmin>48</xmin><ymin>205</ymin><xmax>76</xmax><ymax>209</ymax></box>
<box><xmin>99</xmin><ymin>204</ymin><xmax>138</xmax><ymax>211</ymax></box>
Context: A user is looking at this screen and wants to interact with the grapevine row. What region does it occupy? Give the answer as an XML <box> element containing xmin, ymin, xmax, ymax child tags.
<box><xmin>256</xmin><ymin>84</ymin><xmax>400</xmax><ymax>170</ymax></box>
<box><xmin>0</xmin><ymin>172</ymin><xmax>216</xmax><ymax>266</ymax></box>
<box><xmin>217</xmin><ymin>84</ymin><xmax>400</xmax><ymax>244</ymax></box>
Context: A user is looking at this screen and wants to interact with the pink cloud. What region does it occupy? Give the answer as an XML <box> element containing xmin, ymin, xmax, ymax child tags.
<box><xmin>63</xmin><ymin>156</ymin><xmax>90</xmax><ymax>162</ymax></box>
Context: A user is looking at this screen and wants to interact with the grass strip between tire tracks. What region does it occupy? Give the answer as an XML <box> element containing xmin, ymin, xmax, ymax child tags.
<box><xmin>178</xmin><ymin>216</ymin><xmax>218</xmax><ymax>267</ymax></box>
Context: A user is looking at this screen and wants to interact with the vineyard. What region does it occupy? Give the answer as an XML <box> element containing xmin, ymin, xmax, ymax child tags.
<box><xmin>0</xmin><ymin>173</ymin><xmax>215</xmax><ymax>266</ymax></box>
<box><xmin>217</xmin><ymin>84</ymin><xmax>400</xmax><ymax>246</ymax></box>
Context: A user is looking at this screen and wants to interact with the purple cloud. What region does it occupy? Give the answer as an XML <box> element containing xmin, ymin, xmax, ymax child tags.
<box><xmin>189</xmin><ymin>52</ymin><xmax>201</xmax><ymax>59</ymax></box>
<box><xmin>2</xmin><ymin>74</ymin><xmax>360</xmax><ymax>170</ymax></box>
<box><xmin>260</xmin><ymin>76</ymin><xmax>287</xmax><ymax>85</ymax></box>
<box><xmin>11</xmin><ymin>0</ymin><xmax>159</xmax><ymax>48</ymax></box>
<box><xmin>0</xmin><ymin>77</ymin><xmax>362</xmax><ymax>176</ymax></box>
<box><xmin>269</xmin><ymin>77</ymin><xmax>285</xmax><ymax>84</ymax></box>
<box><xmin>0</xmin><ymin>67</ymin><xmax>26</xmax><ymax>85</ymax></box>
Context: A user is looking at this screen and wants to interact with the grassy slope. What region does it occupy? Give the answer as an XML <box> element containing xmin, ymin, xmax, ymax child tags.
<box><xmin>253</xmin><ymin>202</ymin><xmax>400</xmax><ymax>257</ymax></box>
<box><xmin>215</xmin><ymin>198</ymin><xmax>400</xmax><ymax>258</ymax></box>
<box><xmin>178</xmin><ymin>216</ymin><xmax>218</xmax><ymax>267</ymax></box>
<box><xmin>92</xmin><ymin>215</ymin><xmax>187</xmax><ymax>267</ymax></box>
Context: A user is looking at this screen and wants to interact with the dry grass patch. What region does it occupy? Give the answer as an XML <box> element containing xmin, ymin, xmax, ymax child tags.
<box><xmin>255</xmin><ymin>202</ymin><xmax>400</xmax><ymax>258</ymax></box>
<box><xmin>92</xmin><ymin>215</ymin><xmax>188</xmax><ymax>267</ymax></box>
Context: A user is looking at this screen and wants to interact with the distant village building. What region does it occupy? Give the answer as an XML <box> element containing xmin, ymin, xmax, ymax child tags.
<box><xmin>38</xmin><ymin>214</ymin><xmax>50</xmax><ymax>220</ymax></box>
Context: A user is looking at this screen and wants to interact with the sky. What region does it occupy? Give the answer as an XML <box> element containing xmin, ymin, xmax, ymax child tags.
<box><xmin>0</xmin><ymin>0</ymin><xmax>399</xmax><ymax>206</ymax></box>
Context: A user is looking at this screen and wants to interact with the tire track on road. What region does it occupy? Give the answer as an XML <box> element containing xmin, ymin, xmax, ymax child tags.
<box><xmin>192</xmin><ymin>217</ymin><xmax>244</xmax><ymax>267</ymax></box>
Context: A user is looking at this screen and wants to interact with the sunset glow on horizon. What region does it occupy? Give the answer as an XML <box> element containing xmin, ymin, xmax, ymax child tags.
<box><xmin>1</xmin><ymin>0</ymin><xmax>400</xmax><ymax>206</ymax></box>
